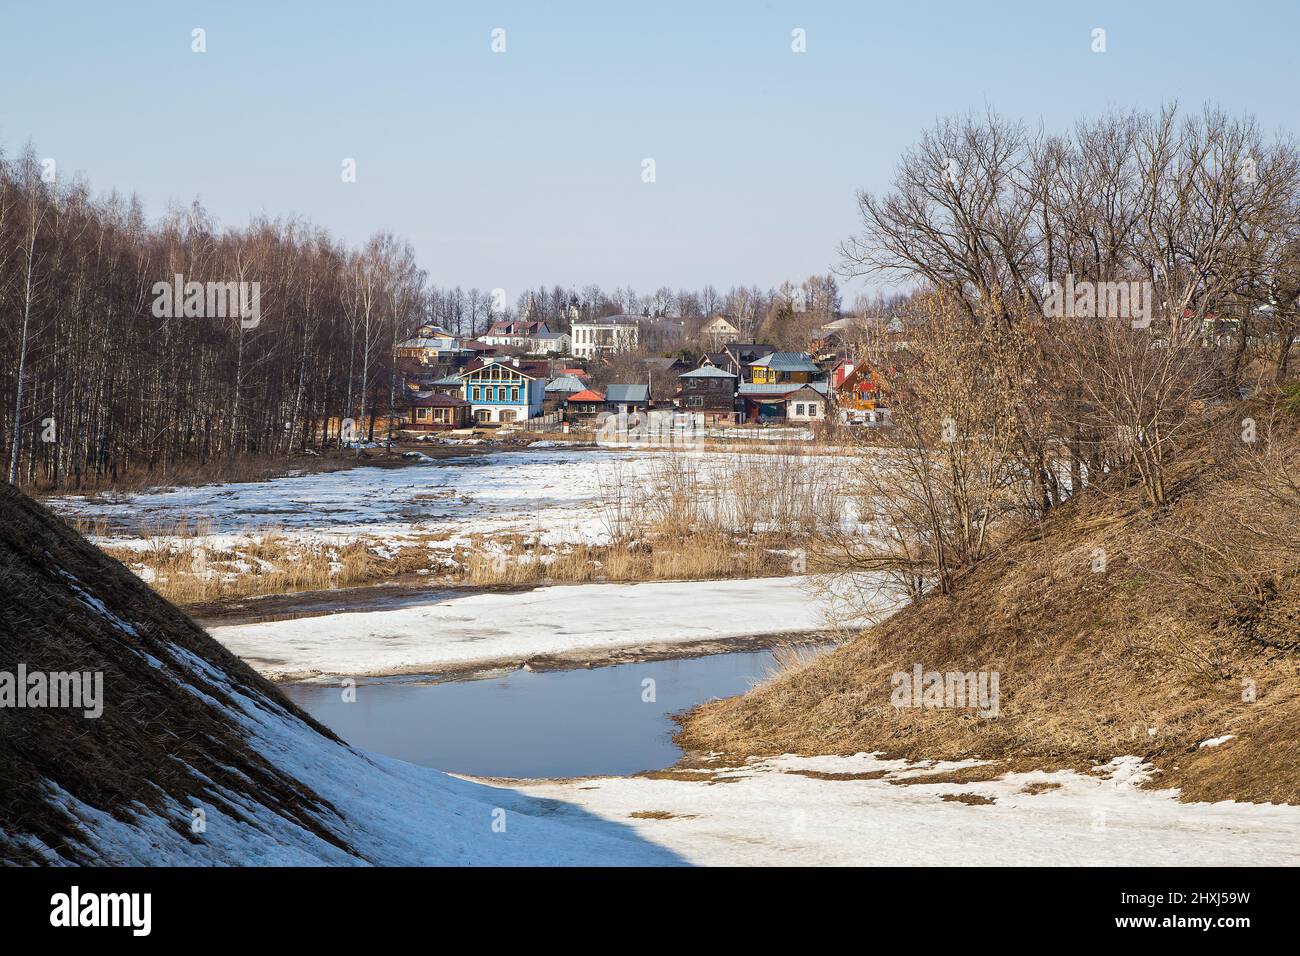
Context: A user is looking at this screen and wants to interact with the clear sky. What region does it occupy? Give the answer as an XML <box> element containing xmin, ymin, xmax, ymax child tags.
<box><xmin>2</xmin><ymin>1</ymin><xmax>1297</xmax><ymax>299</ymax></box>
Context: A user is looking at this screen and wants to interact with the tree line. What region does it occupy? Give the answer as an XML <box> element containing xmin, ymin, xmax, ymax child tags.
<box><xmin>424</xmin><ymin>274</ymin><xmax>844</xmax><ymax>344</ymax></box>
<box><xmin>0</xmin><ymin>146</ymin><xmax>426</xmax><ymax>488</ymax></box>
<box><xmin>823</xmin><ymin>104</ymin><xmax>1300</xmax><ymax>599</ymax></box>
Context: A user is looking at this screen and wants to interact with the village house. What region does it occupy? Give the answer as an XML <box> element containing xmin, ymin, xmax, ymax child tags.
<box><xmin>737</xmin><ymin>380</ymin><xmax>831</xmax><ymax>422</ymax></box>
<box><xmin>699</xmin><ymin>314</ymin><xmax>741</xmax><ymax>350</ymax></box>
<box><xmin>677</xmin><ymin>366</ymin><xmax>738</xmax><ymax>424</ymax></box>
<box><xmin>396</xmin><ymin>324</ymin><xmax>461</xmax><ymax>363</ymax></box>
<box><xmin>571</xmin><ymin>315</ymin><xmax>640</xmax><ymax>359</ymax></box>
<box><xmin>405</xmin><ymin>391</ymin><xmax>472</xmax><ymax>431</ymax></box>
<box><xmin>783</xmin><ymin>385</ymin><xmax>828</xmax><ymax>422</ymax></box>
<box><xmin>564</xmin><ymin>387</ymin><xmax>605</xmax><ymax>423</ymax></box>
<box><xmin>697</xmin><ymin>350</ymin><xmax>731</xmax><ymax>372</ymax></box>
<box><xmin>530</xmin><ymin>331</ymin><xmax>571</xmax><ymax>355</ymax></box>
<box><xmin>543</xmin><ymin>374</ymin><xmax>587</xmax><ymax>412</ymax></box>
<box><xmin>745</xmin><ymin>351</ymin><xmax>821</xmax><ymax>384</ymax></box>
<box><xmin>834</xmin><ymin>360</ymin><xmax>893</xmax><ymax>424</ymax></box>
<box><xmin>727</xmin><ymin>349</ymin><xmax>829</xmax><ymax>422</ymax></box>
<box><xmin>480</xmin><ymin>319</ymin><xmax>551</xmax><ymax>350</ymax></box>
<box><xmin>428</xmin><ymin>373</ymin><xmax>466</xmax><ymax>398</ymax></box>
<box><xmin>459</xmin><ymin>358</ymin><xmax>546</xmax><ymax>424</ymax></box>
<box><xmin>603</xmin><ymin>383</ymin><xmax>650</xmax><ymax>415</ymax></box>
<box><xmin>723</xmin><ymin>342</ymin><xmax>777</xmax><ymax>378</ymax></box>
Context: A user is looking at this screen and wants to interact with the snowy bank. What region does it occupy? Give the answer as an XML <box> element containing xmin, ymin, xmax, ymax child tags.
<box><xmin>208</xmin><ymin>576</ymin><xmax>851</xmax><ymax>681</ymax></box>
<box><xmin>515</xmin><ymin>753</ymin><xmax>1300</xmax><ymax>866</ymax></box>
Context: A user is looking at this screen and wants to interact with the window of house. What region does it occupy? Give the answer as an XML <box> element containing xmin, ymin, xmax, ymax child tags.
<box><xmin>416</xmin><ymin>408</ymin><xmax>431</xmax><ymax>422</ymax></box>
<box><xmin>511</xmin><ymin>387</ymin><xmax>519</xmax><ymax>402</ymax></box>
<box><xmin>688</xmin><ymin>395</ymin><xmax>703</xmax><ymax>407</ymax></box>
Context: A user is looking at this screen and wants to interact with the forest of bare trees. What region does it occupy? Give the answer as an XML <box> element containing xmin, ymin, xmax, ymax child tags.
<box><xmin>825</xmin><ymin>105</ymin><xmax>1300</xmax><ymax>599</ymax></box>
<box><xmin>0</xmin><ymin>145</ymin><xmax>431</xmax><ymax>489</ymax></box>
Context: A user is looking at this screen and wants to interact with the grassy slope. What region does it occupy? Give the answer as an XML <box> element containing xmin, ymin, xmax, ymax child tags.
<box><xmin>679</xmin><ymin>404</ymin><xmax>1300</xmax><ymax>805</ymax></box>
<box><xmin>0</xmin><ymin>484</ymin><xmax>356</xmax><ymax>863</ymax></box>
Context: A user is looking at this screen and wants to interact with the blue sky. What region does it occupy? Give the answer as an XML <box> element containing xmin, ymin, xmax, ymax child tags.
<box><xmin>2</xmin><ymin>1</ymin><xmax>1297</xmax><ymax>298</ymax></box>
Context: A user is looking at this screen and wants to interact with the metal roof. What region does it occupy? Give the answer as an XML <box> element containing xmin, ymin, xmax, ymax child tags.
<box><xmin>604</xmin><ymin>384</ymin><xmax>650</xmax><ymax>403</ymax></box>
<box><xmin>738</xmin><ymin>381</ymin><xmax>829</xmax><ymax>396</ymax></box>
<box><xmin>544</xmin><ymin>375</ymin><xmax>587</xmax><ymax>393</ymax></box>
<box><xmin>747</xmin><ymin>351</ymin><xmax>820</xmax><ymax>372</ymax></box>
<box><xmin>679</xmin><ymin>366</ymin><xmax>737</xmax><ymax>378</ymax></box>
<box><xmin>398</xmin><ymin>337</ymin><xmax>458</xmax><ymax>349</ymax></box>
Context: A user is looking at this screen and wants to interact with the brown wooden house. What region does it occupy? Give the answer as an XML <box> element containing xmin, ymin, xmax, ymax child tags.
<box><xmin>405</xmin><ymin>392</ymin><xmax>471</xmax><ymax>432</ymax></box>
<box><xmin>677</xmin><ymin>366</ymin><xmax>738</xmax><ymax>423</ymax></box>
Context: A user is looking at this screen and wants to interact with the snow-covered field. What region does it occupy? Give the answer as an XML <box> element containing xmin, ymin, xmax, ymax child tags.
<box><xmin>208</xmin><ymin>576</ymin><xmax>869</xmax><ymax>681</ymax></box>
<box><xmin>516</xmin><ymin>753</ymin><xmax>1300</xmax><ymax>866</ymax></box>
<box><xmin>51</xmin><ymin>449</ymin><xmax>662</xmax><ymax>550</ymax></box>
<box><xmin>49</xmin><ymin>447</ymin><xmax>845</xmax><ymax>552</ymax></box>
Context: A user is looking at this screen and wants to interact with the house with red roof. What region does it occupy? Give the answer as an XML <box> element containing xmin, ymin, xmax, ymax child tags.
<box><xmin>564</xmin><ymin>388</ymin><xmax>606</xmax><ymax>423</ymax></box>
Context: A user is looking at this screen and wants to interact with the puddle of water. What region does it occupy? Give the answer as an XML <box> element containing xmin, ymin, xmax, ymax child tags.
<box><xmin>282</xmin><ymin>650</ymin><xmax>784</xmax><ymax>778</ymax></box>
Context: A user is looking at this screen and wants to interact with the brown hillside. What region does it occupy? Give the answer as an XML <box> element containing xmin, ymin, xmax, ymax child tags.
<box><xmin>679</xmin><ymin>400</ymin><xmax>1300</xmax><ymax>805</ymax></box>
<box><xmin>0</xmin><ymin>483</ymin><xmax>354</xmax><ymax>863</ymax></box>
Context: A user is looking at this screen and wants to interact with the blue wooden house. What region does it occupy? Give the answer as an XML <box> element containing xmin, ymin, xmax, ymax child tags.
<box><xmin>458</xmin><ymin>358</ymin><xmax>547</xmax><ymax>424</ymax></box>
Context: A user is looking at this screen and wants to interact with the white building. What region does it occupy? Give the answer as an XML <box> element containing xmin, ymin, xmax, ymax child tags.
<box><xmin>784</xmin><ymin>385</ymin><xmax>827</xmax><ymax>422</ymax></box>
<box><xmin>529</xmin><ymin>331</ymin><xmax>570</xmax><ymax>355</ymax></box>
<box><xmin>571</xmin><ymin>315</ymin><xmax>640</xmax><ymax>359</ymax></box>
<box><xmin>396</xmin><ymin>324</ymin><xmax>460</xmax><ymax>362</ymax></box>
<box><xmin>480</xmin><ymin>319</ymin><xmax>550</xmax><ymax>349</ymax></box>
<box><xmin>700</xmin><ymin>314</ymin><xmax>740</xmax><ymax>349</ymax></box>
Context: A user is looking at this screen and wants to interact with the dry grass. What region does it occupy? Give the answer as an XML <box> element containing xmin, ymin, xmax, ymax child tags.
<box><xmin>941</xmin><ymin>793</ymin><xmax>997</xmax><ymax>805</ymax></box>
<box><xmin>461</xmin><ymin>532</ymin><xmax>783</xmax><ymax>586</ymax></box>
<box><xmin>678</xmin><ymin>397</ymin><xmax>1300</xmax><ymax>805</ymax></box>
<box><xmin>785</xmin><ymin>769</ymin><xmax>890</xmax><ymax>781</ymax></box>
<box><xmin>87</xmin><ymin>443</ymin><xmax>855</xmax><ymax>605</ymax></box>
<box><xmin>101</xmin><ymin>524</ymin><xmax>437</xmax><ymax>605</ymax></box>
<box><xmin>1020</xmin><ymin>782</ymin><xmax>1063</xmax><ymax>795</ymax></box>
<box><xmin>463</xmin><ymin>446</ymin><xmax>849</xmax><ymax>587</ymax></box>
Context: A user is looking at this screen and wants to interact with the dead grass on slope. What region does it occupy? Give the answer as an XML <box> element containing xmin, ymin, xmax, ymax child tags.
<box><xmin>0</xmin><ymin>485</ymin><xmax>355</xmax><ymax>864</ymax></box>
<box><xmin>678</xmin><ymin>399</ymin><xmax>1300</xmax><ymax>805</ymax></box>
